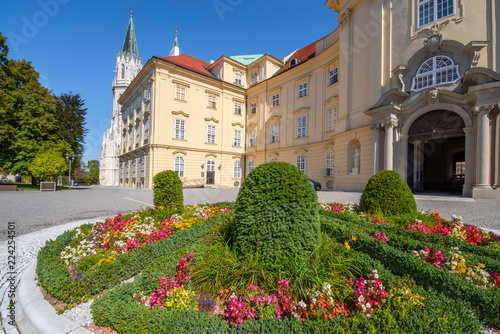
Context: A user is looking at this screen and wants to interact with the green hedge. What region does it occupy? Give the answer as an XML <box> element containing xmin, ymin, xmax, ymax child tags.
<box><xmin>36</xmin><ymin>215</ymin><xmax>225</xmax><ymax>302</ymax></box>
<box><xmin>321</xmin><ymin>216</ymin><xmax>500</xmax><ymax>326</ymax></box>
<box><xmin>153</xmin><ymin>170</ymin><xmax>184</xmax><ymax>210</ymax></box>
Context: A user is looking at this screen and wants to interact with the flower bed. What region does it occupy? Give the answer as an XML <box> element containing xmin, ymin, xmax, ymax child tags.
<box><xmin>36</xmin><ymin>200</ymin><xmax>500</xmax><ymax>333</ymax></box>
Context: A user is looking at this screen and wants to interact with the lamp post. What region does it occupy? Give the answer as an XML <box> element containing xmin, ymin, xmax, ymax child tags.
<box><xmin>65</xmin><ymin>154</ymin><xmax>75</xmax><ymax>189</ymax></box>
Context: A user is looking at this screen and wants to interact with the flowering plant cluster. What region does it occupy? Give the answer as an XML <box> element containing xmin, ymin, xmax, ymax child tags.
<box><xmin>369</xmin><ymin>215</ymin><xmax>386</xmax><ymax>225</ymax></box>
<box><xmin>413</xmin><ymin>247</ymin><xmax>445</xmax><ymax>268</ymax></box>
<box><xmin>300</xmin><ymin>282</ymin><xmax>349</xmax><ymax>321</ymax></box>
<box><xmin>385</xmin><ymin>286</ymin><xmax>425</xmax><ymax>310</ymax></box>
<box><xmin>443</xmin><ymin>247</ymin><xmax>494</xmax><ymax>289</ymax></box>
<box><xmin>354</xmin><ymin>270</ymin><xmax>388</xmax><ymax>317</ymax></box>
<box><xmin>320</xmin><ymin>201</ymin><xmax>358</xmax><ymax>214</ymax></box>
<box><xmin>372</xmin><ymin>231</ymin><xmax>389</xmax><ymax>243</ymax></box>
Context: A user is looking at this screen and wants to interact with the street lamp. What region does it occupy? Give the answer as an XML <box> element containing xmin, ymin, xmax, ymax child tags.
<box><xmin>65</xmin><ymin>154</ymin><xmax>75</xmax><ymax>189</ymax></box>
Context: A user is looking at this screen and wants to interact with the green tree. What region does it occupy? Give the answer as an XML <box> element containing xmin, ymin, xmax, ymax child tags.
<box><xmin>28</xmin><ymin>149</ymin><xmax>67</xmax><ymax>181</ymax></box>
<box><xmin>87</xmin><ymin>160</ymin><xmax>100</xmax><ymax>184</ymax></box>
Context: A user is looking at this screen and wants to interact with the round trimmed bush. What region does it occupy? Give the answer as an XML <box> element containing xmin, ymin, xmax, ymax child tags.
<box><xmin>233</xmin><ymin>162</ymin><xmax>320</xmax><ymax>266</ymax></box>
<box><xmin>359</xmin><ymin>170</ymin><xmax>416</xmax><ymax>216</ymax></box>
<box><xmin>152</xmin><ymin>170</ymin><xmax>183</xmax><ymax>210</ymax></box>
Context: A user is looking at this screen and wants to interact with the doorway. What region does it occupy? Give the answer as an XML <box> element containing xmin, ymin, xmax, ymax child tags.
<box><xmin>206</xmin><ymin>159</ymin><xmax>215</xmax><ymax>185</ymax></box>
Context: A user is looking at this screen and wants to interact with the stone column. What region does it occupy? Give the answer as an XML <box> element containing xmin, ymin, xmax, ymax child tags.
<box><xmin>475</xmin><ymin>106</ymin><xmax>492</xmax><ymax>188</ymax></box>
<box><xmin>463</xmin><ymin>127</ymin><xmax>474</xmax><ymax>197</ymax></box>
<box><xmin>493</xmin><ymin>110</ymin><xmax>500</xmax><ymax>188</ymax></box>
<box><xmin>412</xmin><ymin>141</ymin><xmax>421</xmax><ymax>191</ymax></box>
<box><xmin>372</xmin><ymin>124</ymin><xmax>381</xmax><ymax>174</ymax></box>
<box><xmin>384</xmin><ymin>122</ymin><xmax>394</xmax><ymax>170</ymax></box>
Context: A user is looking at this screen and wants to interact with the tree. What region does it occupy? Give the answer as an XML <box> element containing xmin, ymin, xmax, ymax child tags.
<box><xmin>87</xmin><ymin>160</ymin><xmax>100</xmax><ymax>184</ymax></box>
<box><xmin>28</xmin><ymin>150</ymin><xmax>67</xmax><ymax>181</ymax></box>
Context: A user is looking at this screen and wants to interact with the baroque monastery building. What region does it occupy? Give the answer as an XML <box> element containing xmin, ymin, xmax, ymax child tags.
<box><xmin>103</xmin><ymin>0</ymin><xmax>500</xmax><ymax>199</ymax></box>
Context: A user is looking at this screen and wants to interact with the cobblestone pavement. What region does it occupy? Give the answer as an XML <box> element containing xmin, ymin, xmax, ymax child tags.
<box><xmin>0</xmin><ymin>187</ymin><xmax>498</xmax><ymax>333</ymax></box>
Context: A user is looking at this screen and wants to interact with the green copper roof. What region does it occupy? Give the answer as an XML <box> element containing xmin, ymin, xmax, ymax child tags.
<box><xmin>121</xmin><ymin>13</ymin><xmax>139</xmax><ymax>59</ymax></box>
<box><xmin>173</xmin><ymin>30</ymin><xmax>179</xmax><ymax>48</ymax></box>
<box><xmin>230</xmin><ymin>54</ymin><xmax>265</xmax><ymax>66</ymax></box>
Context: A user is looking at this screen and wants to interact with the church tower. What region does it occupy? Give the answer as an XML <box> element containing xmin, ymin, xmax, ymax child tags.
<box><xmin>100</xmin><ymin>9</ymin><xmax>143</xmax><ymax>186</ymax></box>
<box><xmin>169</xmin><ymin>27</ymin><xmax>180</xmax><ymax>56</ymax></box>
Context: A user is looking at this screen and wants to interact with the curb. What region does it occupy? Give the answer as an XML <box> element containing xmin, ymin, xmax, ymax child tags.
<box><xmin>16</xmin><ymin>261</ymin><xmax>91</xmax><ymax>334</ymax></box>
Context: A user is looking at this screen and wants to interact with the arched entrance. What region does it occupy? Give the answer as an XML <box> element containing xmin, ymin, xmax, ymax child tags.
<box><xmin>407</xmin><ymin>110</ymin><xmax>466</xmax><ymax>194</ymax></box>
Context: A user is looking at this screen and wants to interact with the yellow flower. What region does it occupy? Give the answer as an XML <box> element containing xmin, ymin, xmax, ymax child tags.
<box><xmin>478</xmin><ymin>263</ymin><xmax>485</xmax><ymax>268</ymax></box>
<box><xmin>350</xmin><ymin>236</ymin><xmax>356</xmax><ymax>242</ymax></box>
<box><xmin>344</xmin><ymin>242</ymin><xmax>351</xmax><ymax>250</ymax></box>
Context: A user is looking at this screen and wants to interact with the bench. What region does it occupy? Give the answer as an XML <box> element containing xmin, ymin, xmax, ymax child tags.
<box><xmin>0</xmin><ymin>185</ymin><xmax>17</xmax><ymax>191</ymax></box>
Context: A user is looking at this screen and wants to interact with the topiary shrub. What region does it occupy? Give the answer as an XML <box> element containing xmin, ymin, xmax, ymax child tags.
<box><xmin>233</xmin><ymin>162</ymin><xmax>320</xmax><ymax>266</ymax></box>
<box><xmin>359</xmin><ymin>170</ymin><xmax>416</xmax><ymax>217</ymax></box>
<box><xmin>152</xmin><ymin>170</ymin><xmax>183</xmax><ymax>210</ymax></box>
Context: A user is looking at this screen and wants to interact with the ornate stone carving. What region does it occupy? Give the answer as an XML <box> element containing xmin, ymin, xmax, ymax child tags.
<box><xmin>471</xmin><ymin>51</ymin><xmax>481</xmax><ymax>68</ymax></box>
<box><xmin>424</xmin><ymin>27</ymin><xmax>443</xmax><ymax>55</ymax></box>
<box><xmin>398</xmin><ymin>74</ymin><xmax>406</xmax><ymax>92</ymax></box>
<box><xmin>338</xmin><ymin>8</ymin><xmax>351</xmax><ymax>27</ymax></box>
<box><xmin>427</xmin><ymin>87</ymin><xmax>440</xmax><ymax>104</ymax></box>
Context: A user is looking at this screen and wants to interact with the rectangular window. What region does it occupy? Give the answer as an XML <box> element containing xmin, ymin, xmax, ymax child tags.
<box><xmin>297</xmin><ymin>116</ymin><xmax>307</xmax><ymax>138</ymax></box>
<box><xmin>235</xmin><ymin>72</ymin><xmax>242</xmax><ymax>85</ymax></box>
<box><xmin>248</xmin><ymin>130</ymin><xmax>256</xmax><ymax>147</ymax></box>
<box><xmin>132</xmin><ymin>160</ymin><xmax>136</xmax><ymax>178</ymax></box>
<box><xmin>144</xmin><ymin>86</ymin><xmax>151</xmax><ymax>101</ymax></box>
<box><xmin>272</xmin><ymin>94</ymin><xmax>280</xmax><ymax>107</ymax></box>
<box><xmin>418</xmin><ymin>0</ymin><xmax>454</xmax><ymax>28</ymax></box>
<box><xmin>141</xmin><ymin>157</ymin><xmax>145</xmax><ymax>178</ymax></box>
<box><xmin>123</xmin><ymin>133</ymin><xmax>126</xmax><ymax>148</ymax></box>
<box><xmin>251</xmin><ymin>72</ymin><xmax>258</xmax><ymax>85</ymax></box>
<box><xmin>175</xmin><ymin>119</ymin><xmax>185</xmax><ymax>140</ymax></box>
<box><xmin>250</xmin><ymin>102</ymin><xmax>257</xmax><ymax>114</ymax></box>
<box><xmin>233</xmin><ymin>130</ymin><xmax>241</xmax><ymax>147</ymax></box>
<box><xmin>125</xmin><ymin>162</ymin><xmax>129</xmax><ymax>178</ymax></box>
<box><xmin>130</xmin><ymin>104</ymin><xmax>133</xmax><ymax>115</ymax></box>
<box><xmin>327</xmin><ymin>107</ymin><xmax>337</xmax><ymax>132</ymax></box>
<box><xmin>137</xmin><ymin>96</ymin><xmax>141</xmax><ymax>110</ymax></box>
<box><xmin>271</xmin><ymin>124</ymin><xmax>279</xmax><ymax>143</ymax></box>
<box><xmin>207</xmin><ymin>125</ymin><xmax>216</xmax><ymax>144</ymax></box>
<box><xmin>207</xmin><ymin>94</ymin><xmax>217</xmax><ymax>108</ymax></box>
<box><xmin>298</xmin><ymin>82</ymin><xmax>308</xmax><ymax>98</ymax></box>
<box><xmin>329</xmin><ymin>67</ymin><xmax>338</xmax><ymax>86</ymax></box>
<box><xmin>176</xmin><ymin>85</ymin><xmax>186</xmax><ymax>101</ymax></box>
<box><xmin>120</xmin><ymin>163</ymin><xmax>123</xmax><ymax>178</ymax></box>
<box><xmin>233</xmin><ymin>161</ymin><xmax>241</xmax><ymax>178</ymax></box>
<box><xmin>144</xmin><ymin>118</ymin><xmax>149</xmax><ymax>140</ymax></box>
<box><xmin>136</xmin><ymin>124</ymin><xmax>140</xmax><ymax>144</ymax></box>
<box><xmin>129</xmin><ymin>129</ymin><xmax>132</xmax><ymax>147</ymax></box>
<box><xmin>234</xmin><ymin>102</ymin><xmax>242</xmax><ymax>115</ymax></box>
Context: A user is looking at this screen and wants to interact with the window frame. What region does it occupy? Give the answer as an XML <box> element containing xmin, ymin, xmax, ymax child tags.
<box><xmin>248</xmin><ymin>129</ymin><xmax>256</xmax><ymax>147</ymax></box>
<box><xmin>207</xmin><ymin>94</ymin><xmax>217</xmax><ymax>109</ymax></box>
<box><xmin>207</xmin><ymin>125</ymin><xmax>216</xmax><ymax>144</ymax></box>
<box><xmin>175</xmin><ymin>119</ymin><xmax>185</xmax><ymax>140</ymax></box>
<box><xmin>296</xmin><ymin>155</ymin><xmax>306</xmax><ymax>173</ymax></box>
<box><xmin>411</xmin><ymin>55</ymin><xmax>460</xmax><ymax>91</ymax></box>
<box><xmin>234</xmin><ymin>102</ymin><xmax>242</xmax><ymax>115</ymax></box>
<box><xmin>271</xmin><ymin>124</ymin><xmax>279</xmax><ymax>143</ymax></box>
<box><xmin>144</xmin><ymin>118</ymin><xmax>149</xmax><ymax>140</ymax></box>
<box><xmin>140</xmin><ymin>156</ymin><xmax>145</xmax><ymax>178</ymax></box>
<box><xmin>327</xmin><ymin>107</ymin><xmax>337</xmax><ymax>132</ymax></box>
<box><xmin>233</xmin><ymin>160</ymin><xmax>241</xmax><ymax>178</ymax></box>
<box><xmin>329</xmin><ymin>67</ymin><xmax>338</xmax><ymax>86</ymax></box>
<box><xmin>297</xmin><ymin>116</ymin><xmax>307</xmax><ymax>138</ymax></box>
<box><xmin>271</xmin><ymin>93</ymin><xmax>280</xmax><ymax>107</ymax></box>
<box><xmin>248</xmin><ymin>160</ymin><xmax>255</xmax><ymax>172</ymax></box>
<box><xmin>250</xmin><ymin>102</ymin><xmax>257</xmax><ymax>115</ymax></box>
<box><xmin>235</xmin><ymin>72</ymin><xmax>243</xmax><ymax>85</ymax></box>
<box><xmin>136</xmin><ymin>124</ymin><xmax>140</xmax><ymax>144</ymax></box>
<box><xmin>174</xmin><ymin>156</ymin><xmax>185</xmax><ymax>178</ymax></box>
<box><xmin>233</xmin><ymin>130</ymin><xmax>241</xmax><ymax>147</ymax></box>
<box><xmin>417</xmin><ymin>0</ymin><xmax>455</xmax><ymax>28</ymax></box>
<box><xmin>326</xmin><ymin>151</ymin><xmax>334</xmax><ymax>176</ymax></box>
<box><xmin>176</xmin><ymin>85</ymin><xmax>187</xmax><ymax>101</ymax></box>
<box><xmin>298</xmin><ymin>82</ymin><xmax>308</xmax><ymax>98</ymax></box>
<box><xmin>251</xmin><ymin>72</ymin><xmax>258</xmax><ymax>85</ymax></box>
<box><xmin>132</xmin><ymin>159</ymin><xmax>136</xmax><ymax>178</ymax></box>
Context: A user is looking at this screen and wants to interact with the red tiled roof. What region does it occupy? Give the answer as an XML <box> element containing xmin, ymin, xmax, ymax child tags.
<box><xmin>274</xmin><ymin>36</ymin><xmax>325</xmax><ymax>76</ymax></box>
<box><xmin>157</xmin><ymin>54</ymin><xmax>216</xmax><ymax>79</ymax></box>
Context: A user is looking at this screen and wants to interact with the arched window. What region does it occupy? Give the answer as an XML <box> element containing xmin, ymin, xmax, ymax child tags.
<box><xmin>207</xmin><ymin>159</ymin><xmax>215</xmax><ymax>171</ymax></box>
<box><xmin>270</xmin><ymin>158</ymin><xmax>278</xmax><ymax>162</ymax></box>
<box><xmin>121</xmin><ymin>64</ymin><xmax>125</xmax><ymax>79</ymax></box>
<box><xmin>326</xmin><ymin>151</ymin><xmax>334</xmax><ymax>176</ymax></box>
<box><xmin>296</xmin><ymin>155</ymin><xmax>306</xmax><ymax>173</ymax></box>
<box><xmin>411</xmin><ymin>55</ymin><xmax>460</xmax><ymax>91</ymax></box>
<box><xmin>233</xmin><ymin>160</ymin><xmax>241</xmax><ymax>178</ymax></box>
<box><xmin>174</xmin><ymin>156</ymin><xmax>184</xmax><ymax>177</ymax></box>
<box><xmin>248</xmin><ymin>160</ymin><xmax>255</xmax><ymax>172</ymax></box>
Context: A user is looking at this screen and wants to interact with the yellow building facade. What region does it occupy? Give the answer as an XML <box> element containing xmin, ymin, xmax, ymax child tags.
<box><xmin>118</xmin><ymin>0</ymin><xmax>500</xmax><ymax>198</ymax></box>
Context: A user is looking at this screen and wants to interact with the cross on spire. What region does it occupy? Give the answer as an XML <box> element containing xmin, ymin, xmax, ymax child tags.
<box><xmin>130</xmin><ymin>3</ymin><xmax>134</xmax><ymax>15</ymax></box>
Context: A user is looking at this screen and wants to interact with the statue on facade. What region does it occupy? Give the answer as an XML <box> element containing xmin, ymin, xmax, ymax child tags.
<box><xmin>350</xmin><ymin>148</ymin><xmax>360</xmax><ymax>175</ymax></box>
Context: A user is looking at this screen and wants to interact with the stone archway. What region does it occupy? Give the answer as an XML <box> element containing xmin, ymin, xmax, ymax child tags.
<box><xmin>407</xmin><ymin>110</ymin><xmax>466</xmax><ymax>194</ymax></box>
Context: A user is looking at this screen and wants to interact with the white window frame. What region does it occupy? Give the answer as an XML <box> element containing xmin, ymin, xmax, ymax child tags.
<box><xmin>270</xmin><ymin>158</ymin><xmax>278</xmax><ymax>162</ymax></box>
<box><xmin>144</xmin><ymin>86</ymin><xmax>151</xmax><ymax>101</ymax></box>
<box><xmin>128</xmin><ymin>129</ymin><xmax>132</xmax><ymax>147</ymax></box>
<box><xmin>248</xmin><ymin>129</ymin><xmax>256</xmax><ymax>147</ymax></box>
<box><xmin>207</xmin><ymin>125</ymin><xmax>216</xmax><ymax>144</ymax></box>
<box><xmin>137</xmin><ymin>96</ymin><xmax>142</xmax><ymax>111</ymax></box>
<box><xmin>297</xmin><ymin>116</ymin><xmax>307</xmax><ymax>138</ymax></box>
<box><xmin>140</xmin><ymin>156</ymin><xmax>145</xmax><ymax>178</ymax></box>
<box><xmin>327</xmin><ymin>107</ymin><xmax>337</xmax><ymax>132</ymax></box>
<box><xmin>233</xmin><ymin>160</ymin><xmax>241</xmax><ymax>178</ymax></box>
<box><xmin>411</xmin><ymin>55</ymin><xmax>460</xmax><ymax>91</ymax></box>
<box><xmin>271</xmin><ymin>124</ymin><xmax>279</xmax><ymax>143</ymax></box>
<box><xmin>233</xmin><ymin>130</ymin><xmax>241</xmax><ymax>147</ymax></box>
<box><xmin>234</xmin><ymin>102</ymin><xmax>242</xmax><ymax>115</ymax></box>
<box><xmin>144</xmin><ymin>118</ymin><xmax>149</xmax><ymax>140</ymax></box>
<box><xmin>326</xmin><ymin>151</ymin><xmax>334</xmax><ymax>176</ymax></box>
<box><xmin>136</xmin><ymin>124</ymin><xmax>140</xmax><ymax>144</ymax></box>
<box><xmin>417</xmin><ymin>0</ymin><xmax>455</xmax><ymax>28</ymax></box>
<box><xmin>250</xmin><ymin>102</ymin><xmax>257</xmax><ymax>114</ymax></box>
<box><xmin>175</xmin><ymin>119</ymin><xmax>185</xmax><ymax>140</ymax></box>
<box><xmin>296</xmin><ymin>155</ymin><xmax>306</xmax><ymax>173</ymax></box>
<box><xmin>251</xmin><ymin>72</ymin><xmax>258</xmax><ymax>85</ymax></box>
<box><xmin>132</xmin><ymin>160</ymin><xmax>136</xmax><ymax>178</ymax></box>
<box><xmin>120</xmin><ymin>162</ymin><xmax>123</xmax><ymax>178</ymax></box>
<box><xmin>207</xmin><ymin>94</ymin><xmax>217</xmax><ymax>108</ymax></box>
<box><xmin>329</xmin><ymin>67</ymin><xmax>338</xmax><ymax>86</ymax></box>
<box><xmin>235</xmin><ymin>72</ymin><xmax>242</xmax><ymax>85</ymax></box>
<box><xmin>271</xmin><ymin>94</ymin><xmax>280</xmax><ymax>107</ymax></box>
<box><xmin>176</xmin><ymin>85</ymin><xmax>186</xmax><ymax>101</ymax></box>
<box><xmin>174</xmin><ymin>156</ymin><xmax>184</xmax><ymax>178</ymax></box>
<box><xmin>248</xmin><ymin>160</ymin><xmax>255</xmax><ymax>172</ymax></box>
<box><xmin>298</xmin><ymin>82</ymin><xmax>308</xmax><ymax>98</ymax></box>
<box><xmin>125</xmin><ymin>161</ymin><xmax>129</xmax><ymax>178</ymax></box>
<box><xmin>207</xmin><ymin>159</ymin><xmax>215</xmax><ymax>172</ymax></box>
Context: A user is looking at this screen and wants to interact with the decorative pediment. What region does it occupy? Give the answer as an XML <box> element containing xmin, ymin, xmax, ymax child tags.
<box><xmin>232</xmin><ymin>156</ymin><xmax>241</xmax><ymax>159</ymax></box>
<box><xmin>172</xmin><ymin>79</ymin><xmax>190</xmax><ymax>87</ymax></box>
<box><xmin>246</xmin><ymin>155</ymin><xmax>256</xmax><ymax>159</ymax></box>
<box><xmin>323</xmin><ymin>143</ymin><xmax>335</xmax><ymax>151</ymax></box>
<box><xmin>268</xmin><ymin>152</ymin><xmax>279</xmax><ymax>158</ymax></box>
<box><xmin>232</xmin><ymin>122</ymin><xmax>244</xmax><ymax>128</ymax></box>
<box><xmin>269</xmin><ymin>114</ymin><xmax>282</xmax><ymax>121</ymax></box>
<box><xmin>371</xmin><ymin>89</ymin><xmax>409</xmax><ymax>109</ymax></box>
<box><xmin>294</xmin><ymin>148</ymin><xmax>308</xmax><ymax>155</ymax></box>
<box><xmin>172</xmin><ymin>110</ymin><xmax>189</xmax><ymax>117</ymax></box>
<box><xmin>463</xmin><ymin>68</ymin><xmax>500</xmax><ymax>86</ymax></box>
<box><xmin>324</xmin><ymin>95</ymin><xmax>339</xmax><ymax>105</ymax></box>
<box><xmin>204</xmin><ymin>117</ymin><xmax>219</xmax><ymax>123</ymax></box>
<box><xmin>294</xmin><ymin>107</ymin><xmax>310</xmax><ymax>114</ymax></box>
<box><xmin>247</xmin><ymin>122</ymin><xmax>257</xmax><ymax>128</ymax></box>
<box><xmin>325</xmin><ymin>0</ymin><xmax>341</xmax><ymax>12</ymax></box>
<box><xmin>205</xmin><ymin>153</ymin><xmax>217</xmax><ymax>158</ymax></box>
<box><xmin>172</xmin><ymin>150</ymin><xmax>187</xmax><ymax>156</ymax></box>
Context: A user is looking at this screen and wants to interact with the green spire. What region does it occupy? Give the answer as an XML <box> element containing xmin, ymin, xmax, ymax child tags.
<box><xmin>173</xmin><ymin>27</ymin><xmax>179</xmax><ymax>48</ymax></box>
<box><xmin>121</xmin><ymin>11</ymin><xmax>139</xmax><ymax>59</ymax></box>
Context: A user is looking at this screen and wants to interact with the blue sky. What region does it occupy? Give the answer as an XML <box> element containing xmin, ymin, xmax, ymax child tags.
<box><xmin>1</xmin><ymin>0</ymin><xmax>339</xmax><ymax>163</ymax></box>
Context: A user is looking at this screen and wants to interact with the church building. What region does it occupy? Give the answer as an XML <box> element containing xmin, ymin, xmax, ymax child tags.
<box><xmin>104</xmin><ymin>0</ymin><xmax>500</xmax><ymax>199</ymax></box>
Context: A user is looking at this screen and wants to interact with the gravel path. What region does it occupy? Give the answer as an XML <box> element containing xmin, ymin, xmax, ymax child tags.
<box><xmin>0</xmin><ymin>188</ymin><xmax>498</xmax><ymax>333</ymax></box>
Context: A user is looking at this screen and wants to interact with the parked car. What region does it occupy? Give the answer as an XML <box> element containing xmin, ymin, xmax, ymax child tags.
<box><xmin>308</xmin><ymin>178</ymin><xmax>321</xmax><ymax>191</ymax></box>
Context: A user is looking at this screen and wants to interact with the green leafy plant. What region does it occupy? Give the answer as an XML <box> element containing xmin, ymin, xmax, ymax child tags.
<box><xmin>152</xmin><ymin>170</ymin><xmax>184</xmax><ymax>210</ymax></box>
<box><xmin>359</xmin><ymin>170</ymin><xmax>417</xmax><ymax>217</ymax></box>
<box><xmin>233</xmin><ymin>162</ymin><xmax>320</xmax><ymax>266</ymax></box>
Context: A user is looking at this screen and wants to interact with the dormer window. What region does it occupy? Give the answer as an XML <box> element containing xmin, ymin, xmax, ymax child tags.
<box><xmin>290</xmin><ymin>58</ymin><xmax>301</xmax><ymax>68</ymax></box>
<box><xmin>417</xmin><ymin>0</ymin><xmax>455</xmax><ymax>28</ymax></box>
<box><xmin>235</xmin><ymin>72</ymin><xmax>242</xmax><ymax>85</ymax></box>
<box><xmin>411</xmin><ymin>55</ymin><xmax>460</xmax><ymax>91</ymax></box>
